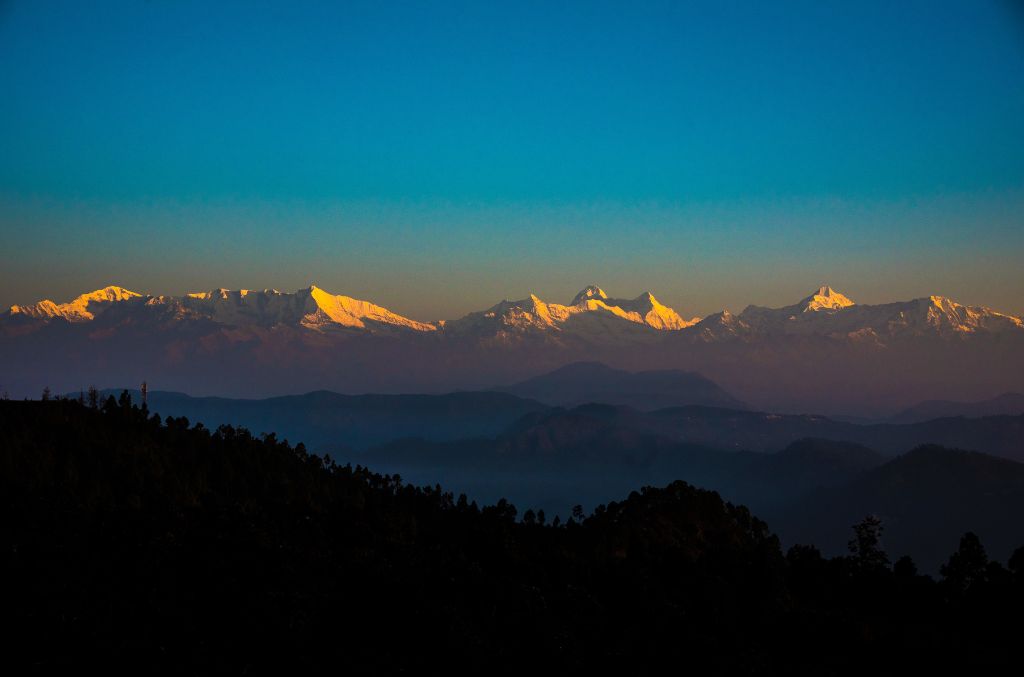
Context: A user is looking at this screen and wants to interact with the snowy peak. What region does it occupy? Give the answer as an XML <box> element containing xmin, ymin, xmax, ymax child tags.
<box><xmin>901</xmin><ymin>295</ymin><xmax>1024</xmax><ymax>335</ymax></box>
<box><xmin>178</xmin><ymin>288</ymin><xmax>311</xmax><ymax>328</ymax></box>
<box><xmin>568</xmin><ymin>288</ymin><xmax>697</xmax><ymax>330</ymax></box>
<box><xmin>444</xmin><ymin>287</ymin><xmax>698</xmax><ymax>339</ymax></box>
<box><xmin>731</xmin><ymin>287</ymin><xmax>1022</xmax><ymax>339</ymax></box>
<box><xmin>304</xmin><ymin>285</ymin><xmax>436</xmax><ymax>332</ymax></box>
<box><xmin>74</xmin><ymin>285</ymin><xmax>141</xmax><ymax>304</ymax></box>
<box><xmin>692</xmin><ymin>309</ymin><xmax>752</xmax><ymax>340</ymax></box>
<box><xmin>571</xmin><ymin>285</ymin><xmax>608</xmax><ymax>305</ymax></box>
<box><xmin>442</xmin><ymin>295</ymin><xmax>560</xmax><ymax>338</ymax></box>
<box><xmin>186</xmin><ymin>287</ymin><xmax>284</xmax><ymax>301</ymax></box>
<box><xmin>605</xmin><ymin>292</ymin><xmax>698</xmax><ymax>330</ymax></box>
<box><xmin>8</xmin><ymin>285</ymin><xmax>142</xmax><ymax>322</ymax></box>
<box><xmin>175</xmin><ymin>284</ymin><xmax>436</xmax><ymax>332</ymax></box>
<box><xmin>799</xmin><ymin>285</ymin><xmax>855</xmax><ymax>312</ymax></box>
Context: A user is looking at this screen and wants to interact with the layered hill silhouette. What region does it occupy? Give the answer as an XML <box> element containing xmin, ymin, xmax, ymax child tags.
<box><xmin>99</xmin><ymin>361</ymin><xmax>1024</xmax><ymax>464</ymax></box>
<box><xmin>362</xmin><ymin>396</ymin><xmax>1024</xmax><ymax>462</ymax></box>
<box><xmin>74</xmin><ymin>368</ymin><xmax>1024</xmax><ymax>569</ymax></box>
<box><xmin>4</xmin><ymin>283</ymin><xmax>1023</xmax><ymax>416</ymax></box>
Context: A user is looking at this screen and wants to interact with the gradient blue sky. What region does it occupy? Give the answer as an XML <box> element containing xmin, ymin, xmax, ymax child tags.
<box><xmin>2</xmin><ymin>0</ymin><xmax>1023</xmax><ymax>320</ymax></box>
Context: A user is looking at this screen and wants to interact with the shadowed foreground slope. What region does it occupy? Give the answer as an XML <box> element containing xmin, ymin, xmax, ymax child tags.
<box><xmin>2</xmin><ymin>398</ymin><xmax>1023</xmax><ymax>674</ymax></box>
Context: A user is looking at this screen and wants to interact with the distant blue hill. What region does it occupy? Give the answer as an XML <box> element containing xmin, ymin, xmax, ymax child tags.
<box><xmin>495</xmin><ymin>361</ymin><xmax>747</xmax><ymax>411</ymax></box>
<box><xmin>887</xmin><ymin>392</ymin><xmax>1024</xmax><ymax>424</ymax></box>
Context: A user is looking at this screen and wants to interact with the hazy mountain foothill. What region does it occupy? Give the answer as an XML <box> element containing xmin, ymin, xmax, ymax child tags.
<box><xmin>56</xmin><ymin>353</ymin><xmax>1024</xmax><ymax>577</ymax></box>
<box><xmin>51</xmin><ymin>365</ymin><xmax>1022</xmax><ymax>572</ymax></box>
<box><xmin>495</xmin><ymin>360</ymin><xmax>748</xmax><ymax>410</ymax></box>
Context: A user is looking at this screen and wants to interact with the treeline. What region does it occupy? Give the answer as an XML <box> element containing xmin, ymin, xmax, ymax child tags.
<box><xmin>1</xmin><ymin>395</ymin><xmax>1022</xmax><ymax>674</ymax></box>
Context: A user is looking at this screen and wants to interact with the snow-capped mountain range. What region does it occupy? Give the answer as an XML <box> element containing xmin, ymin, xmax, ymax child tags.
<box><xmin>5</xmin><ymin>283</ymin><xmax>1021</xmax><ymax>340</ymax></box>
<box><xmin>2</xmin><ymin>283</ymin><xmax>1022</xmax><ymax>416</ymax></box>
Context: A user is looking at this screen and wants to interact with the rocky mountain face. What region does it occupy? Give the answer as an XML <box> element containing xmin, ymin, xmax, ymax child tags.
<box><xmin>2</xmin><ymin>283</ymin><xmax>1022</xmax><ymax>416</ymax></box>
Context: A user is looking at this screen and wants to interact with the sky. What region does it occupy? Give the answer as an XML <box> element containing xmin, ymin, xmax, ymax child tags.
<box><xmin>1</xmin><ymin>0</ymin><xmax>1023</xmax><ymax>321</ymax></box>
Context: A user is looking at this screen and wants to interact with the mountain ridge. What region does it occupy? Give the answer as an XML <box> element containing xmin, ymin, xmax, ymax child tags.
<box><xmin>8</xmin><ymin>282</ymin><xmax>1022</xmax><ymax>338</ymax></box>
<box><xmin>4</xmin><ymin>283</ymin><xmax>1023</xmax><ymax>414</ymax></box>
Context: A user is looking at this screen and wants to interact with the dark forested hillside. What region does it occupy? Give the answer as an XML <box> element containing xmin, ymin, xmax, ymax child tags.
<box><xmin>770</xmin><ymin>446</ymin><xmax>1024</xmax><ymax>567</ymax></box>
<box><xmin>365</xmin><ymin>427</ymin><xmax>1024</xmax><ymax>570</ymax></box>
<box><xmin>2</xmin><ymin>397</ymin><xmax>1023</xmax><ymax>674</ymax></box>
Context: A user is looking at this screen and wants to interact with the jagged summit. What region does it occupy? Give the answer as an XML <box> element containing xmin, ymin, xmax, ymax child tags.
<box><xmin>76</xmin><ymin>285</ymin><xmax>141</xmax><ymax>303</ymax></box>
<box><xmin>799</xmin><ymin>285</ymin><xmax>855</xmax><ymax>312</ymax></box>
<box><xmin>442</xmin><ymin>287</ymin><xmax>699</xmax><ymax>339</ymax></box>
<box><xmin>603</xmin><ymin>291</ymin><xmax>698</xmax><ymax>330</ymax></box>
<box><xmin>8</xmin><ymin>285</ymin><xmax>142</xmax><ymax>322</ymax></box>
<box><xmin>571</xmin><ymin>285</ymin><xmax>608</xmax><ymax>305</ymax></box>
<box><xmin>186</xmin><ymin>288</ymin><xmax>284</xmax><ymax>300</ymax></box>
<box><xmin>303</xmin><ymin>285</ymin><xmax>437</xmax><ymax>331</ymax></box>
<box><xmin>901</xmin><ymin>295</ymin><xmax>1024</xmax><ymax>335</ymax></box>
